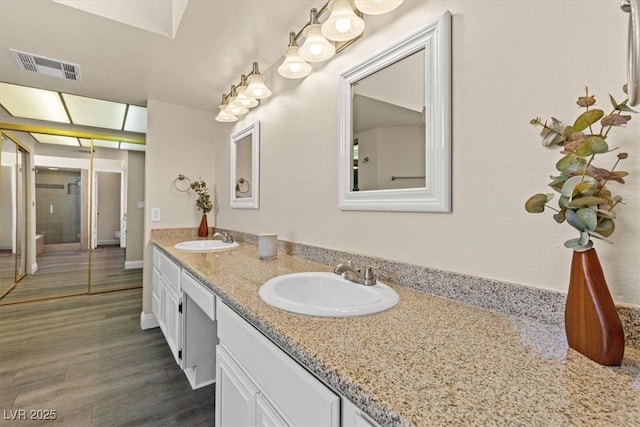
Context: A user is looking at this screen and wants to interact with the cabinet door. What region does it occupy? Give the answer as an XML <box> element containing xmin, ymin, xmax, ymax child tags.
<box><xmin>152</xmin><ymin>268</ymin><xmax>162</xmax><ymax>324</ymax></box>
<box><xmin>164</xmin><ymin>284</ymin><xmax>182</xmax><ymax>366</ymax></box>
<box><xmin>256</xmin><ymin>394</ymin><xmax>290</xmax><ymax>427</ymax></box>
<box><xmin>216</xmin><ymin>346</ymin><xmax>258</xmax><ymax>427</ymax></box>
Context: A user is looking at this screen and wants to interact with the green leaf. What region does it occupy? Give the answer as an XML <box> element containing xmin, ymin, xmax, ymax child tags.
<box><xmin>576</xmin><ymin>208</ymin><xmax>598</xmax><ymax>231</ymax></box>
<box><xmin>556</xmin><ymin>154</ymin><xmax>587</xmax><ymax>174</ymax></box>
<box><xmin>579</xmin><ymin>231</ymin><xmax>591</xmax><ymax>246</ymax></box>
<box><xmin>548</xmin><ymin>175</ymin><xmax>569</xmax><ymax>192</ymax></box>
<box><xmin>564</xmin><ymin>237</ymin><xmax>593</xmax><ymax>251</ymax></box>
<box><xmin>565</xmin><ymin>209</ymin><xmax>583</xmax><ymax>231</ymax></box>
<box><xmin>573</xmin><ymin>181</ymin><xmax>598</xmax><ymax>197</ymax></box>
<box><xmin>597</xmin><ymin>209</ymin><xmax>616</xmax><ymax>220</ymax></box>
<box><xmin>559</xmin><ymin>196</ymin><xmax>572</xmax><ymax>209</ymax></box>
<box><xmin>553</xmin><ymin>209</ymin><xmax>566</xmax><ymax>223</ymax></box>
<box><xmin>595</xmin><ymin>218</ymin><xmax>615</xmax><ymax>237</ymax></box>
<box><xmin>525</xmin><ymin>193</ymin><xmax>553</xmax><ymax>213</ymax></box>
<box><xmin>573</xmin><ymin>109</ymin><xmax>604</xmax><ymax>132</ymax></box>
<box><xmin>574</xmin><ymin>136</ymin><xmax>609</xmax><ymax>156</ymax></box>
<box><xmin>609</xmin><ymin>94</ymin><xmax>619</xmax><ymax>110</ymax></box>
<box><xmin>567</xmin><ymin>196</ymin><xmax>610</xmax><ymax>207</ymax></box>
<box><xmin>561</xmin><ymin>175</ymin><xmax>597</xmax><ymax>198</ymax></box>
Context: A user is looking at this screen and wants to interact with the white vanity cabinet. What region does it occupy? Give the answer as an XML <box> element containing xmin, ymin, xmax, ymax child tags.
<box><xmin>152</xmin><ymin>246</ymin><xmax>218</xmax><ymax>389</ymax></box>
<box><xmin>152</xmin><ymin>246</ymin><xmax>182</xmax><ymax>365</ymax></box>
<box><xmin>181</xmin><ymin>269</ymin><xmax>218</xmax><ymax>389</ymax></box>
<box><xmin>216</xmin><ymin>300</ymin><xmax>340</xmax><ymax>427</ymax></box>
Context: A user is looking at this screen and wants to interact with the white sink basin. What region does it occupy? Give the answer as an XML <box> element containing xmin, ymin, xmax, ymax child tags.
<box><xmin>259</xmin><ymin>272</ymin><xmax>399</xmax><ymax>317</ymax></box>
<box><xmin>174</xmin><ymin>240</ymin><xmax>239</xmax><ymax>252</ymax></box>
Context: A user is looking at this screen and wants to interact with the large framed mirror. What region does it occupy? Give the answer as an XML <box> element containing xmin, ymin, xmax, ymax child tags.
<box><xmin>230</xmin><ymin>121</ymin><xmax>260</xmax><ymax>209</ymax></box>
<box><xmin>338</xmin><ymin>12</ymin><xmax>451</xmax><ymax>212</ymax></box>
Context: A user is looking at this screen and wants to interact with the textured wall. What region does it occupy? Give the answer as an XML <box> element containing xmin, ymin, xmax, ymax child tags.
<box><xmin>213</xmin><ymin>1</ymin><xmax>640</xmax><ymax>306</ymax></box>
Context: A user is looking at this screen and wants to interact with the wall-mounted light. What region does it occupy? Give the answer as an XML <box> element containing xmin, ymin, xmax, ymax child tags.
<box><xmin>278</xmin><ymin>32</ymin><xmax>312</xmax><ymax>79</ymax></box>
<box><xmin>322</xmin><ymin>0</ymin><xmax>365</xmax><ymax>42</ymax></box>
<box><xmin>277</xmin><ymin>0</ymin><xmax>404</xmax><ymax>80</ymax></box>
<box><xmin>353</xmin><ymin>0</ymin><xmax>404</xmax><ymax>15</ymax></box>
<box><xmin>217</xmin><ymin>0</ymin><xmax>404</xmax><ymax>123</ymax></box>
<box><xmin>215</xmin><ymin>62</ymin><xmax>271</xmax><ymax>123</ymax></box>
<box><xmin>299</xmin><ymin>9</ymin><xmax>335</xmax><ymax>62</ymax></box>
<box><xmin>215</xmin><ymin>94</ymin><xmax>238</xmax><ymax>123</ymax></box>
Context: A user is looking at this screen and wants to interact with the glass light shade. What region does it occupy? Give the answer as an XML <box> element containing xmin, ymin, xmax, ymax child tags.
<box><xmin>321</xmin><ymin>0</ymin><xmax>365</xmax><ymax>42</ymax></box>
<box><xmin>278</xmin><ymin>46</ymin><xmax>312</xmax><ymax>79</ymax></box>
<box><xmin>225</xmin><ymin>102</ymin><xmax>249</xmax><ymax>116</ymax></box>
<box><xmin>244</xmin><ymin>74</ymin><xmax>272</xmax><ymax>99</ymax></box>
<box><xmin>353</xmin><ymin>0</ymin><xmax>403</xmax><ymax>15</ymax></box>
<box><xmin>216</xmin><ymin>107</ymin><xmax>237</xmax><ymax>122</ymax></box>
<box><xmin>299</xmin><ymin>24</ymin><xmax>335</xmax><ymax>62</ymax></box>
<box><xmin>233</xmin><ymin>86</ymin><xmax>259</xmax><ymax>108</ymax></box>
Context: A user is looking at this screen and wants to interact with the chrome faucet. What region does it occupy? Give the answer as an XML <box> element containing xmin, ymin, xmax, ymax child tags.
<box><xmin>333</xmin><ymin>259</ymin><xmax>378</xmax><ymax>286</ymax></box>
<box><xmin>212</xmin><ymin>231</ymin><xmax>234</xmax><ymax>243</ymax></box>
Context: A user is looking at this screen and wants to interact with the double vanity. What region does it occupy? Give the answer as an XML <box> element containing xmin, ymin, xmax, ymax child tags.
<box><xmin>151</xmin><ymin>229</ymin><xmax>639</xmax><ymax>426</ymax></box>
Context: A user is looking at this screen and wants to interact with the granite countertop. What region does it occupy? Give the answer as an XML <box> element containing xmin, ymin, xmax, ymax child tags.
<box><xmin>151</xmin><ymin>234</ymin><xmax>640</xmax><ymax>426</ymax></box>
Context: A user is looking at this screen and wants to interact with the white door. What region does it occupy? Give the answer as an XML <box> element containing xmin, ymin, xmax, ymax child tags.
<box><xmin>216</xmin><ymin>346</ymin><xmax>259</xmax><ymax>427</ymax></box>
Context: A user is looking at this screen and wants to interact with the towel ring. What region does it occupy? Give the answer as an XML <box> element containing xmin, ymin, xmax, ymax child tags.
<box><xmin>236</xmin><ymin>177</ymin><xmax>251</xmax><ymax>195</ymax></box>
<box><xmin>622</xmin><ymin>0</ymin><xmax>640</xmax><ymax>106</ymax></box>
<box><xmin>173</xmin><ymin>174</ymin><xmax>192</xmax><ymax>192</ymax></box>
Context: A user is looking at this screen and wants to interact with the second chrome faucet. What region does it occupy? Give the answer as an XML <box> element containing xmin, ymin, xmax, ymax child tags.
<box><xmin>333</xmin><ymin>259</ymin><xmax>378</xmax><ymax>286</ymax></box>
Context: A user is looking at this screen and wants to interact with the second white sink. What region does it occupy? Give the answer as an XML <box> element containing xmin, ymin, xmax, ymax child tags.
<box><xmin>259</xmin><ymin>272</ymin><xmax>399</xmax><ymax>317</ymax></box>
<box><xmin>174</xmin><ymin>240</ymin><xmax>239</xmax><ymax>252</ymax></box>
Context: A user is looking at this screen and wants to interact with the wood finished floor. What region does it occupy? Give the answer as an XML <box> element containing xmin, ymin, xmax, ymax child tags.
<box><xmin>0</xmin><ymin>289</ymin><xmax>215</xmax><ymax>426</ymax></box>
<box><xmin>0</xmin><ymin>246</ymin><xmax>142</xmax><ymax>305</ymax></box>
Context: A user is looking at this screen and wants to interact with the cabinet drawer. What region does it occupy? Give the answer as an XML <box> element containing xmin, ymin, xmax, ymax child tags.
<box><xmin>181</xmin><ymin>270</ymin><xmax>215</xmax><ymax>321</ymax></box>
<box><xmin>217</xmin><ymin>301</ymin><xmax>339</xmax><ymax>427</ymax></box>
<box><xmin>160</xmin><ymin>252</ymin><xmax>181</xmax><ymax>291</ymax></box>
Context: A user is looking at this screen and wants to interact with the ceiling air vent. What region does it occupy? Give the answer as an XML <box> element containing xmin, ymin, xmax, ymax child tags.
<box><xmin>10</xmin><ymin>49</ymin><xmax>82</xmax><ymax>81</ymax></box>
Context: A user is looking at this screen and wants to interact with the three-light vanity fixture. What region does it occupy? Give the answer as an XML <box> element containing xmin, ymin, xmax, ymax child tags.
<box><xmin>215</xmin><ymin>0</ymin><xmax>404</xmax><ymax>123</ymax></box>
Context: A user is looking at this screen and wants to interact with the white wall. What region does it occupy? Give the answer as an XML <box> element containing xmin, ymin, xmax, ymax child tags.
<box><xmin>143</xmin><ymin>99</ymin><xmax>216</xmax><ymax>313</ymax></box>
<box><xmin>214</xmin><ymin>1</ymin><xmax>640</xmax><ymax>306</ymax></box>
<box><xmin>126</xmin><ymin>150</ymin><xmax>144</xmax><ymax>262</ymax></box>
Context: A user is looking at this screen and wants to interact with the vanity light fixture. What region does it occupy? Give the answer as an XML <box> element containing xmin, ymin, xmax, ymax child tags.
<box><xmin>233</xmin><ymin>75</ymin><xmax>260</xmax><ymax>109</ymax></box>
<box><xmin>244</xmin><ymin>62</ymin><xmax>272</xmax><ymax>99</ymax></box>
<box><xmin>277</xmin><ymin>0</ymin><xmax>404</xmax><ymax>80</ymax></box>
<box><xmin>215</xmin><ymin>62</ymin><xmax>271</xmax><ymax>123</ymax></box>
<box><xmin>353</xmin><ymin>0</ymin><xmax>404</xmax><ymax>15</ymax></box>
<box><xmin>299</xmin><ymin>9</ymin><xmax>336</xmax><ymax>62</ymax></box>
<box><xmin>278</xmin><ymin>32</ymin><xmax>313</xmax><ymax>79</ymax></box>
<box><xmin>216</xmin><ymin>95</ymin><xmax>238</xmax><ymax>123</ymax></box>
<box><xmin>225</xmin><ymin>86</ymin><xmax>250</xmax><ymax>116</ymax></box>
<box><xmin>322</xmin><ymin>0</ymin><xmax>365</xmax><ymax>42</ymax></box>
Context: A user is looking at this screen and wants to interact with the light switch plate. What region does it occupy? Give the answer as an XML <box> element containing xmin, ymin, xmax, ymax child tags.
<box><xmin>137</xmin><ymin>201</ymin><xmax>145</xmax><ymax>209</ymax></box>
<box><xmin>151</xmin><ymin>207</ymin><xmax>161</xmax><ymax>222</ymax></box>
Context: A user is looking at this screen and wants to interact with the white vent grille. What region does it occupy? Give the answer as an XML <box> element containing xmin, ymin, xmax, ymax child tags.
<box><xmin>10</xmin><ymin>49</ymin><xmax>81</xmax><ymax>81</ymax></box>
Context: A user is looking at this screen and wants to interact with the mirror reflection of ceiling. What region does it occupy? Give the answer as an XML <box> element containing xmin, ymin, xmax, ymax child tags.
<box><xmin>353</xmin><ymin>94</ymin><xmax>423</xmax><ymax>133</ymax></box>
<box><xmin>0</xmin><ymin>82</ymin><xmax>147</xmax><ymax>151</ymax></box>
<box><xmin>353</xmin><ymin>49</ymin><xmax>425</xmax><ymax>113</ymax></box>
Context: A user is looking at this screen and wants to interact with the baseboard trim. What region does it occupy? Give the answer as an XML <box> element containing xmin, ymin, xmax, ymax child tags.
<box><xmin>125</xmin><ymin>260</ymin><xmax>143</xmax><ymax>269</ymax></box>
<box><xmin>140</xmin><ymin>312</ymin><xmax>159</xmax><ymax>330</ymax></box>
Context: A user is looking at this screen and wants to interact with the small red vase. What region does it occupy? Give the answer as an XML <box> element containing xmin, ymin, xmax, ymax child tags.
<box><xmin>565</xmin><ymin>248</ymin><xmax>625</xmax><ymax>366</ymax></box>
<box><xmin>198</xmin><ymin>214</ymin><xmax>208</xmax><ymax>237</ymax></box>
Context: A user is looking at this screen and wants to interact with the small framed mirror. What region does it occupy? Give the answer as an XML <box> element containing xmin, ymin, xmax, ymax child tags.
<box><xmin>230</xmin><ymin>121</ymin><xmax>260</xmax><ymax>209</ymax></box>
<box><xmin>338</xmin><ymin>12</ymin><xmax>451</xmax><ymax>212</ymax></box>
